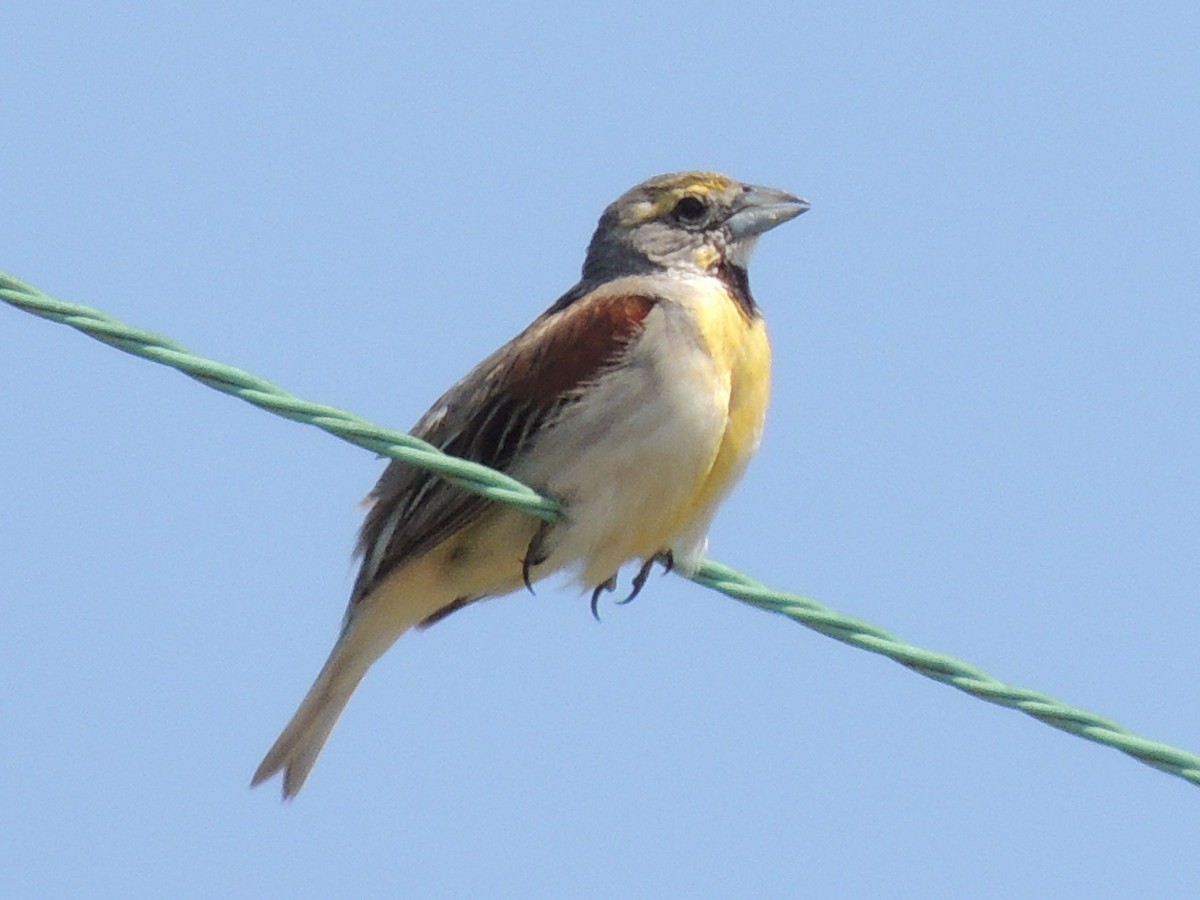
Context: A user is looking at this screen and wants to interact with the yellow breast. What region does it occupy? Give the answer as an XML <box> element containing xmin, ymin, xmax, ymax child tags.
<box><xmin>687</xmin><ymin>287</ymin><xmax>772</xmax><ymax>518</ymax></box>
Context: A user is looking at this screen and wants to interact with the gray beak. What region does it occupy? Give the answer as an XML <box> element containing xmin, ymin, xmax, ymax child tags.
<box><xmin>727</xmin><ymin>185</ymin><xmax>811</xmax><ymax>240</ymax></box>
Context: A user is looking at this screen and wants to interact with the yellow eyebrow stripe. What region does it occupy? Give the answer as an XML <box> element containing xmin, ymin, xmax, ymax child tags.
<box><xmin>620</xmin><ymin>173</ymin><xmax>737</xmax><ymax>224</ymax></box>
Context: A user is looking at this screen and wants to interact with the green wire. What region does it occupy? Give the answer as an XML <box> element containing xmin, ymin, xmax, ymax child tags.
<box><xmin>4</xmin><ymin>270</ymin><xmax>1198</xmax><ymax>789</ymax></box>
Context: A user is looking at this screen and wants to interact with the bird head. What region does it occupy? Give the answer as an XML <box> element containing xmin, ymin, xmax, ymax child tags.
<box><xmin>581</xmin><ymin>172</ymin><xmax>809</xmax><ymax>282</ymax></box>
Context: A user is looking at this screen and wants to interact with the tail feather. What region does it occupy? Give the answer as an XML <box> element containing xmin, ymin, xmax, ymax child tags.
<box><xmin>252</xmin><ymin>560</ymin><xmax>456</xmax><ymax>798</ymax></box>
<box><xmin>251</xmin><ymin>619</ymin><xmax>391</xmax><ymax>798</ymax></box>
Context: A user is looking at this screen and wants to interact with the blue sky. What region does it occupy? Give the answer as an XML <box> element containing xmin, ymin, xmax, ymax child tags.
<box><xmin>3</xmin><ymin>3</ymin><xmax>1198</xmax><ymax>897</ymax></box>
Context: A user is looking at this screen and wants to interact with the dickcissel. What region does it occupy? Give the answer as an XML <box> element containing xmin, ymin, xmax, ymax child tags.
<box><xmin>253</xmin><ymin>171</ymin><xmax>808</xmax><ymax>797</ymax></box>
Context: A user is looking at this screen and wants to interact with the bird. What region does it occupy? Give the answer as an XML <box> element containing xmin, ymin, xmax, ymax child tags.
<box><xmin>252</xmin><ymin>171</ymin><xmax>809</xmax><ymax>798</ymax></box>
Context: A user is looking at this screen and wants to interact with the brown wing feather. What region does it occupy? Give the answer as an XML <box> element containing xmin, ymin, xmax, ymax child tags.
<box><xmin>349</xmin><ymin>290</ymin><xmax>658</xmax><ymax>606</ymax></box>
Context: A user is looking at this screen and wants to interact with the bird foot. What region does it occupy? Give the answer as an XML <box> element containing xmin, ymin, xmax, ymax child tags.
<box><xmin>590</xmin><ymin>575</ymin><xmax>618</xmax><ymax>621</ymax></box>
<box><xmin>616</xmin><ymin>550</ymin><xmax>674</xmax><ymax>606</ymax></box>
<box><xmin>590</xmin><ymin>551</ymin><xmax>675</xmax><ymax>621</ymax></box>
<box><xmin>521</xmin><ymin>521</ymin><xmax>553</xmax><ymax>594</ymax></box>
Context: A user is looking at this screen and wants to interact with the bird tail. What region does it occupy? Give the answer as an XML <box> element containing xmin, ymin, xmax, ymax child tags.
<box><xmin>251</xmin><ymin>563</ymin><xmax>454</xmax><ymax>799</ymax></box>
<box><xmin>250</xmin><ymin>618</ymin><xmax>388</xmax><ymax>798</ymax></box>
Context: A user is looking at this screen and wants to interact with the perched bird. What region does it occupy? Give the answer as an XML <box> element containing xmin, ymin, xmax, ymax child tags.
<box><xmin>252</xmin><ymin>171</ymin><xmax>809</xmax><ymax>798</ymax></box>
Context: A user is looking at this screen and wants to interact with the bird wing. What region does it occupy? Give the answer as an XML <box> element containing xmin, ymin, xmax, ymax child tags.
<box><xmin>349</xmin><ymin>286</ymin><xmax>659</xmax><ymax>605</ymax></box>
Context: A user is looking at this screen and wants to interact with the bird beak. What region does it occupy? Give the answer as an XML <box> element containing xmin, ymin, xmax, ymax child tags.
<box><xmin>727</xmin><ymin>186</ymin><xmax>811</xmax><ymax>240</ymax></box>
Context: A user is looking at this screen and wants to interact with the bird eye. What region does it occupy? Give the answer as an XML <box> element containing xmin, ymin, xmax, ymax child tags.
<box><xmin>671</xmin><ymin>195</ymin><xmax>708</xmax><ymax>226</ymax></box>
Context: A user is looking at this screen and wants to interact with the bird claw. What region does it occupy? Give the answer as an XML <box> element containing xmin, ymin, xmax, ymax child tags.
<box><xmin>521</xmin><ymin>522</ymin><xmax>553</xmax><ymax>595</ymax></box>
<box><xmin>590</xmin><ymin>551</ymin><xmax>675</xmax><ymax>620</ymax></box>
<box><xmin>615</xmin><ymin>550</ymin><xmax>674</xmax><ymax>606</ymax></box>
<box><xmin>660</xmin><ymin>550</ymin><xmax>674</xmax><ymax>575</ymax></box>
<box><xmin>590</xmin><ymin>575</ymin><xmax>617</xmax><ymax>621</ymax></box>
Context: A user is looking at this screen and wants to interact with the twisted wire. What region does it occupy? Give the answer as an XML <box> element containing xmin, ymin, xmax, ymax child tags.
<box><xmin>4</xmin><ymin>270</ymin><xmax>1197</xmax><ymax>788</ymax></box>
<box><xmin>0</xmin><ymin>273</ymin><xmax>557</xmax><ymax>521</ymax></box>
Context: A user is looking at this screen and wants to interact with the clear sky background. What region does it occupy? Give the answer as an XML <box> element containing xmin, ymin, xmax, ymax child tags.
<box><xmin>2</xmin><ymin>4</ymin><xmax>1198</xmax><ymax>898</ymax></box>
